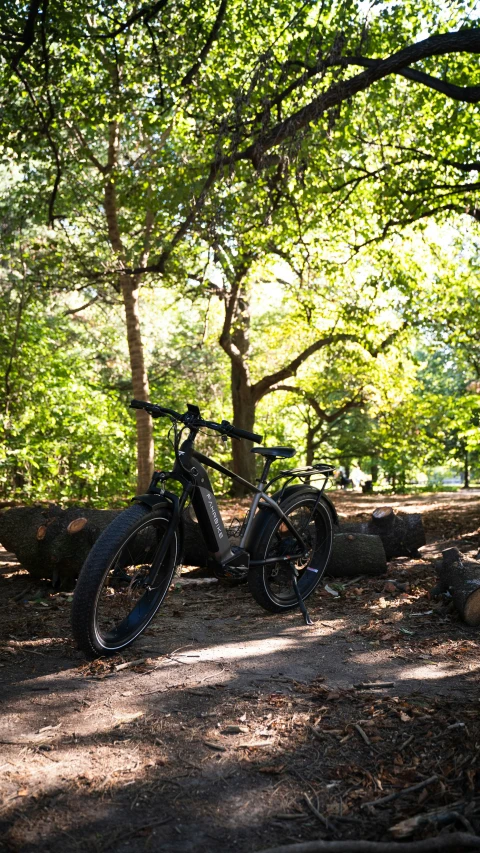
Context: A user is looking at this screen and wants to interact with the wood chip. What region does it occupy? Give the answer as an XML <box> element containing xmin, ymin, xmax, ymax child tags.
<box><xmin>221</xmin><ymin>725</ymin><xmax>249</xmax><ymax>734</ymax></box>
<box><xmin>114</xmin><ymin>658</ymin><xmax>146</xmax><ymax>671</ymax></box>
<box><xmin>203</xmin><ymin>740</ymin><xmax>227</xmax><ymax>752</ymax></box>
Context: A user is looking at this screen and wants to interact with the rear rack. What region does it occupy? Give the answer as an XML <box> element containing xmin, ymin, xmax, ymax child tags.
<box><xmin>265</xmin><ymin>462</ymin><xmax>334</xmax><ymax>491</ymax></box>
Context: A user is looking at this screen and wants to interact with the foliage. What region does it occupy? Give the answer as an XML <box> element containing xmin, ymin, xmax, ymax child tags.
<box><xmin>1</xmin><ymin>2</ymin><xmax>480</xmax><ymax>500</ymax></box>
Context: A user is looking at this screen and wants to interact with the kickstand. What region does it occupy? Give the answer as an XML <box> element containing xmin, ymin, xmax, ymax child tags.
<box><xmin>291</xmin><ymin>567</ymin><xmax>313</xmax><ymax>626</ymax></box>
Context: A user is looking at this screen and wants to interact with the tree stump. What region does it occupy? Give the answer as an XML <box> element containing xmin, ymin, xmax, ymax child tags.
<box><xmin>326</xmin><ymin>533</ymin><xmax>387</xmax><ymax>578</ymax></box>
<box><xmin>434</xmin><ymin>547</ymin><xmax>480</xmax><ymax>626</ymax></box>
<box><xmin>339</xmin><ymin>506</ymin><xmax>425</xmax><ymax>559</ymax></box>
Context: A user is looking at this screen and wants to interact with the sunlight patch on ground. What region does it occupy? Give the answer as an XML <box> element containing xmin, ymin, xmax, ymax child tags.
<box><xmin>396</xmin><ymin>662</ymin><xmax>480</xmax><ymax>681</ymax></box>
<box><xmin>179</xmin><ymin>622</ymin><xmax>343</xmax><ymax>664</ymax></box>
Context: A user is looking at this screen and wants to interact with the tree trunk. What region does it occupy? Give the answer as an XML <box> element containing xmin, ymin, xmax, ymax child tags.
<box><xmin>464</xmin><ymin>450</ymin><xmax>470</xmax><ymax>489</ymax></box>
<box><xmin>230</xmin><ymin>360</ymin><xmax>257</xmax><ymax>492</ymax></box>
<box><xmin>434</xmin><ymin>547</ymin><xmax>480</xmax><ymax>625</ymax></box>
<box><xmin>103</xmin><ymin>121</ymin><xmax>154</xmax><ymax>495</ymax></box>
<box><xmin>326</xmin><ymin>533</ymin><xmax>386</xmax><ymax>578</ymax></box>
<box><xmin>340</xmin><ymin>506</ymin><xmax>425</xmax><ymax>559</ymax></box>
<box><xmin>0</xmin><ymin>506</ymin><xmax>120</xmax><ymax>589</ymax></box>
<box><xmin>306</xmin><ymin>427</ymin><xmax>315</xmax><ymax>467</ymax></box>
<box><xmin>121</xmin><ymin>276</ymin><xmax>154</xmax><ymax>493</ymax></box>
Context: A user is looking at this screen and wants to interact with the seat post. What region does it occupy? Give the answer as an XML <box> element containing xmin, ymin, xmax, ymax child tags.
<box><xmin>259</xmin><ymin>458</ymin><xmax>273</xmax><ymax>485</ymax></box>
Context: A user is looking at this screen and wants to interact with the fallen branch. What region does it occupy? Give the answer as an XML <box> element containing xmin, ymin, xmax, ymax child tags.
<box><xmin>390</xmin><ymin>807</ymin><xmax>475</xmax><ymax>839</ymax></box>
<box><xmin>362</xmin><ymin>775</ymin><xmax>438</xmax><ymax>808</ymax></box>
<box><xmin>254</xmin><ymin>832</ymin><xmax>480</xmax><ymax>853</ymax></box>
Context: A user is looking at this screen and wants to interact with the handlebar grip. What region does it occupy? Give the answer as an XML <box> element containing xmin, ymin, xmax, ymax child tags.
<box><xmin>129</xmin><ymin>399</ymin><xmax>182</xmax><ymax>420</ymax></box>
<box><xmin>227</xmin><ymin>425</ymin><xmax>263</xmax><ymax>443</ymax></box>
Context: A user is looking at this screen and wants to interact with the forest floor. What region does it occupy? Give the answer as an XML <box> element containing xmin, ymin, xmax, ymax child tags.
<box><xmin>0</xmin><ymin>490</ymin><xmax>479</xmax><ymax>852</ymax></box>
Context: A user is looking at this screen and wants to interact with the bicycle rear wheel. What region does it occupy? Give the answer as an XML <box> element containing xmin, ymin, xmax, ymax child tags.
<box><xmin>71</xmin><ymin>503</ymin><xmax>179</xmax><ymax>657</ymax></box>
<box><xmin>248</xmin><ymin>492</ymin><xmax>333</xmax><ymax>613</ymax></box>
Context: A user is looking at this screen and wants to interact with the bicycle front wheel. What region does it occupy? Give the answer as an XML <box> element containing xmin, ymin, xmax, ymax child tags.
<box><xmin>71</xmin><ymin>503</ymin><xmax>179</xmax><ymax>658</ymax></box>
<box><xmin>248</xmin><ymin>492</ymin><xmax>333</xmax><ymax>613</ymax></box>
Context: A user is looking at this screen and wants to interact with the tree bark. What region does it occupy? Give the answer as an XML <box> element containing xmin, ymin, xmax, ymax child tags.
<box><xmin>121</xmin><ymin>275</ymin><xmax>154</xmax><ymax>492</ymax></box>
<box><xmin>464</xmin><ymin>450</ymin><xmax>470</xmax><ymax>489</ymax></box>
<box><xmin>103</xmin><ymin>121</ymin><xmax>154</xmax><ymax>493</ymax></box>
<box><xmin>306</xmin><ymin>426</ymin><xmax>315</xmax><ymax>467</ymax></box>
<box><xmin>340</xmin><ymin>506</ymin><xmax>426</xmax><ymax>559</ymax></box>
<box><xmin>0</xmin><ymin>506</ymin><xmax>120</xmax><ymax>589</ymax></box>
<box><xmin>434</xmin><ymin>547</ymin><xmax>480</xmax><ymax>626</ymax></box>
<box><xmin>326</xmin><ymin>533</ymin><xmax>386</xmax><ymax>578</ymax></box>
<box><xmin>230</xmin><ymin>363</ymin><xmax>257</xmax><ymax>488</ymax></box>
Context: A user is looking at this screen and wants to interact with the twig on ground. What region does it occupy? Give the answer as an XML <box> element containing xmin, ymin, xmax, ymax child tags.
<box><xmin>362</xmin><ymin>775</ymin><xmax>438</xmax><ymax>808</ymax></box>
<box><xmin>353</xmin><ymin>724</ymin><xmax>371</xmax><ymax>746</ymax></box>
<box><xmin>353</xmin><ymin>682</ymin><xmax>395</xmax><ymax>690</ymax></box>
<box><xmin>309</xmin><ymin>725</ymin><xmax>324</xmax><ymax>741</ymax></box>
<box><xmin>11</xmin><ymin>586</ymin><xmax>33</xmax><ymax>602</ymax></box>
<box><xmin>303</xmin><ymin>794</ymin><xmax>329</xmax><ymax>829</ymax></box>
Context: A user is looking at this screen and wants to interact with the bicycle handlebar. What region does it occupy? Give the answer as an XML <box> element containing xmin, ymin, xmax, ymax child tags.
<box><xmin>129</xmin><ymin>400</ymin><xmax>262</xmax><ymax>444</ymax></box>
<box><xmin>218</xmin><ymin>422</ymin><xmax>263</xmax><ymax>443</ymax></box>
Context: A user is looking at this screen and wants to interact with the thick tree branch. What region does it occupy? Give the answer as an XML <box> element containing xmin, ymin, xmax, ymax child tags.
<box><xmin>273</xmin><ymin>386</ymin><xmax>364</xmax><ymax>435</ymax></box>
<box><xmin>218</xmin><ymin>256</ymin><xmax>254</xmax><ymax>369</ymax></box>
<box><xmin>124</xmin><ymin>28</ymin><xmax>480</xmax><ymax>276</ymax></box>
<box><xmin>181</xmin><ymin>0</ymin><xmax>228</xmax><ymax>87</ymax></box>
<box><xmin>252</xmin><ymin>333</ymin><xmax>358</xmax><ymax>403</ymax></box>
<box><xmin>343</xmin><ymin>55</ymin><xmax>480</xmax><ymax>103</ymax></box>
<box><xmin>97</xmin><ymin>0</ymin><xmax>170</xmax><ymax>38</ymax></box>
<box><xmin>306</xmin><ymin>395</ymin><xmax>364</xmax><ymax>427</ymax></box>
<box><xmin>237</xmin><ymin>29</ymin><xmax>480</xmax><ymax>167</ymax></box>
<box><xmin>69</xmin><ymin>124</ymin><xmax>108</xmax><ymax>174</ymax></box>
<box><xmin>9</xmin><ymin>0</ymin><xmax>42</xmax><ymax>70</ymax></box>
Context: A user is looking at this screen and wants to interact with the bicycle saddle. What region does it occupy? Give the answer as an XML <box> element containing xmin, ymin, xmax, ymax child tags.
<box><xmin>251</xmin><ymin>447</ymin><xmax>296</xmax><ymax>458</ymax></box>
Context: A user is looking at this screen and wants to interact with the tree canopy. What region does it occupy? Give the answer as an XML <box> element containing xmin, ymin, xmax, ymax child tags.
<box><xmin>1</xmin><ymin>0</ymin><xmax>480</xmax><ymax>500</ymax></box>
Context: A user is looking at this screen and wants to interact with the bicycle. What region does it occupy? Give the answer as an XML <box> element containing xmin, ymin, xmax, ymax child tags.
<box><xmin>71</xmin><ymin>400</ymin><xmax>338</xmax><ymax>657</ymax></box>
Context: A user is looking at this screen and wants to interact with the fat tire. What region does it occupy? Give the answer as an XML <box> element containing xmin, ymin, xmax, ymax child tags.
<box><xmin>248</xmin><ymin>493</ymin><xmax>333</xmax><ymax>614</ymax></box>
<box><xmin>71</xmin><ymin>503</ymin><xmax>177</xmax><ymax>658</ymax></box>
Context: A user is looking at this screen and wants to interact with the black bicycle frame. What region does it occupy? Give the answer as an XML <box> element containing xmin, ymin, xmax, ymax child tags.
<box><xmin>136</xmin><ymin>425</ymin><xmax>332</xmax><ymax>590</ymax></box>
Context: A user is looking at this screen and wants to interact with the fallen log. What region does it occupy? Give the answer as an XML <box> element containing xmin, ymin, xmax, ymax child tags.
<box><xmin>0</xmin><ymin>503</ymin><xmax>393</xmax><ymax>586</ymax></box>
<box><xmin>339</xmin><ymin>505</ymin><xmax>425</xmax><ymax>559</ymax></box>
<box><xmin>325</xmin><ymin>533</ymin><xmax>386</xmax><ymax>578</ymax></box>
<box><xmin>0</xmin><ymin>506</ymin><xmax>119</xmax><ymax>588</ymax></box>
<box><xmin>433</xmin><ymin>547</ymin><xmax>480</xmax><ymax>626</ymax></box>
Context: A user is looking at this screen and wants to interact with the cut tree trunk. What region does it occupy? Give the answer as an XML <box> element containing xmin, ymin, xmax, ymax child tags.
<box><xmin>3</xmin><ymin>503</ymin><xmax>422</xmax><ymax>586</ymax></box>
<box><xmin>181</xmin><ymin>522</ymin><xmax>387</xmax><ymax>578</ymax></box>
<box><xmin>0</xmin><ymin>506</ymin><xmax>120</xmax><ymax>588</ymax></box>
<box><xmin>326</xmin><ymin>533</ymin><xmax>386</xmax><ymax>578</ymax></box>
<box><xmin>433</xmin><ymin>547</ymin><xmax>480</xmax><ymax>626</ymax></box>
<box><xmin>339</xmin><ymin>506</ymin><xmax>425</xmax><ymax>559</ymax></box>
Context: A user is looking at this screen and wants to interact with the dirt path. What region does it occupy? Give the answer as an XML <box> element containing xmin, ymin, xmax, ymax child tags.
<box><xmin>1</xmin><ymin>492</ymin><xmax>479</xmax><ymax>852</ymax></box>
